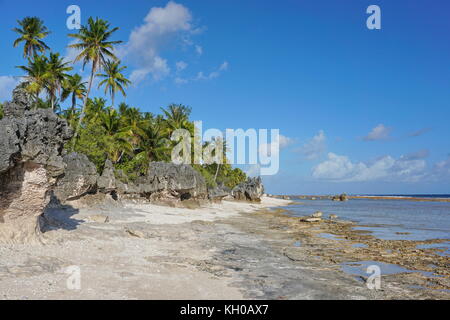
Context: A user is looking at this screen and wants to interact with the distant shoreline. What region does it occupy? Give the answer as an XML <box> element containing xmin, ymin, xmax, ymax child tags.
<box><xmin>283</xmin><ymin>195</ymin><xmax>450</xmax><ymax>203</ymax></box>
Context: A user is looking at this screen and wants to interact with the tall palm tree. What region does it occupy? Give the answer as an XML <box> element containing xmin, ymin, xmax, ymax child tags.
<box><xmin>61</xmin><ymin>73</ymin><xmax>87</xmax><ymax>115</ymax></box>
<box><xmin>68</xmin><ymin>17</ymin><xmax>122</xmax><ymax>145</ymax></box>
<box><xmin>13</xmin><ymin>17</ymin><xmax>50</xmax><ymax>58</ymax></box>
<box><xmin>16</xmin><ymin>55</ymin><xmax>51</xmax><ymax>107</ymax></box>
<box><xmin>97</xmin><ymin>60</ymin><xmax>131</xmax><ymax>108</ymax></box>
<box><xmin>46</xmin><ymin>52</ymin><xmax>73</xmax><ymax>110</ymax></box>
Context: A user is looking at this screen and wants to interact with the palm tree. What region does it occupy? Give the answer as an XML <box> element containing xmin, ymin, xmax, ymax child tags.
<box><xmin>68</xmin><ymin>17</ymin><xmax>122</xmax><ymax>145</ymax></box>
<box><xmin>97</xmin><ymin>60</ymin><xmax>131</xmax><ymax>108</ymax></box>
<box><xmin>13</xmin><ymin>17</ymin><xmax>50</xmax><ymax>58</ymax></box>
<box><xmin>136</xmin><ymin>121</ymin><xmax>171</xmax><ymax>164</ymax></box>
<box><xmin>99</xmin><ymin>107</ymin><xmax>133</xmax><ymax>163</ymax></box>
<box><xmin>161</xmin><ymin>104</ymin><xmax>192</xmax><ymax>137</ymax></box>
<box><xmin>46</xmin><ymin>52</ymin><xmax>73</xmax><ymax>110</ymax></box>
<box><xmin>61</xmin><ymin>74</ymin><xmax>87</xmax><ymax>116</ymax></box>
<box><xmin>16</xmin><ymin>55</ymin><xmax>51</xmax><ymax>107</ymax></box>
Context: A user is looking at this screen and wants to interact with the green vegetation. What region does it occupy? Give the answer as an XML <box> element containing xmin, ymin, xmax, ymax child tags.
<box><xmin>11</xmin><ymin>16</ymin><xmax>247</xmax><ymax>189</ymax></box>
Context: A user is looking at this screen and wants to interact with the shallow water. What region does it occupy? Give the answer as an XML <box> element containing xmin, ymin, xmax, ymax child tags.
<box><xmin>283</xmin><ymin>198</ymin><xmax>450</xmax><ymax>252</ymax></box>
<box><xmin>340</xmin><ymin>260</ymin><xmax>439</xmax><ymax>280</ymax></box>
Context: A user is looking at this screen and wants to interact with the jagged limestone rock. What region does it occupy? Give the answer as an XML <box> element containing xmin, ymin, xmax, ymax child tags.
<box><xmin>0</xmin><ymin>86</ymin><xmax>72</xmax><ymax>243</ymax></box>
<box><xmin>231</xmin><ymin>177</ymin><xmax>264</xmax><ymax>202</ymax></box>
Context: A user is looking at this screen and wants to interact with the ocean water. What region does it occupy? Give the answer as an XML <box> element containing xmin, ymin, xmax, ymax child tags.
<box><xmin>282</xmin><ymin>198</ymin><xmax>450</xmax><ymax>247</ymax></box>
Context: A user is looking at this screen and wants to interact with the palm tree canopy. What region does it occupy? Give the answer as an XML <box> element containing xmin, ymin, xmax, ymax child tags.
<box><xmin>62</xmin><ymin>74</ymin><xmax>87</xmax><ymax>103</ymax></box>
<box><xmin>13</xmin><ymin>17</ymin><xmax>50</xmax><ymax>57</ymax></box>
<box><xmin>97</xmin><ymin>60</ymin><xmax>131</xmax><ymax>102</ymax></box>
<box><xmin>16</xmin><ymin>55</ymin><xmax>51</xmax><ymax>97</ymax></box>
<box><xmin>68</xmin><ymin>17</ymin><xmax>122</xmax><ymax>71</ymax></box>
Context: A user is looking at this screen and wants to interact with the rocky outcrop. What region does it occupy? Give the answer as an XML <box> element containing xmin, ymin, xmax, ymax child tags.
<box><xmin>332</xmin><ymin>193</ymin><xmax>348</xmax><ymax>201</ymax></box>
<box><xmin>136</xmin><ymin>162</ymin><xmax>207</xmax><ymax>201</ymax></box>
<box><xmin>53</xmin><ymin>153</ymin><xmax>98</xmax><ymax>202</ymax></box>
<box><xmin>0</xmin><ymin>86</ymin><xmax>72</xmax><ymax>243</ymax></box>
<box><xmin>208</xmin><ymin>183</ymin><xmax>231</xmax><ymax>202</ymax></box>
<box><xmin>97</xmin><ymin>159</ymin><xmax>117</xmax><ymax>192</ymax></box>
<box><xmin>232</xmin><ymin>177</ymin><xmax>264</xmax><ymax>202</ymax></box>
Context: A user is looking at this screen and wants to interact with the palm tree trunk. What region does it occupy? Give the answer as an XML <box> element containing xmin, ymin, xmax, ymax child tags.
<box><xmin>214</xmin><ymin>163</ymin><xmax>220</xmax><ymax>182</ymax></box>
<box><xmin>71</xmin><ymin>94</ymin><xmax>76</xmax><ymax>114</ymax></box>
<box><xmin>71</xmin><ymin>61</ymin><xmax>96</xmax><ymax>149</ymax></box>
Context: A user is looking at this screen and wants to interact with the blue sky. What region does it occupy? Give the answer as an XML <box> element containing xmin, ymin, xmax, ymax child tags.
<box><xmin>1</xmin><ymin>0</ymin><xmax>449</xmax><ymax>194</ymax></box>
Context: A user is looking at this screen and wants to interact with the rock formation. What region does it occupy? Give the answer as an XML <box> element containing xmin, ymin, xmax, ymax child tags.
<box><xmin>232</xmin><ymin>177</ymin><xmax>264</xmax><ymax>202</ymax></box>
<box><xmin>53</xmin><ymin>153</ymin><xmax>99</xmax><ymax>202</ymax></box>
<box><xmin>0</xmin><ymin>86</ymin><xmax>72</xmax><ymax>243</ymax></box>
<box><xmin>136</xmin><ymin>162</ymin><xmax>208</xmax><ymax>201</ymax></box>
<box><xmin>208</xmin><ymin>183</ymin><xmax>231</xmax><ymax>202</ymax></box>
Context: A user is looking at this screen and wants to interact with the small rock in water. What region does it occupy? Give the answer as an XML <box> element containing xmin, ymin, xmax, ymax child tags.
<box><xmin>311</xmin><ymin>211</ymin><xmax>323</xmax><ymax>218</ymax></box>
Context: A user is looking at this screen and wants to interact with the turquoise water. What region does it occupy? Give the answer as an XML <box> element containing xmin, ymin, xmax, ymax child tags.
<box><xmin>282</xmin><ymin>198</ymin><xmax>450</xmax><ymax>252</ymax></box>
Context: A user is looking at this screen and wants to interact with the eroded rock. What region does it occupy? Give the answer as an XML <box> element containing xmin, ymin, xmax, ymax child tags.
<box><xmin>0</xmin><ymin>86</ymin><xmax>72</xmax><ymax>243</ymax></box>
<box><xmin>54</xmin><ymin>153</ymin><xmax>99</xmax><ymax>202</ymax></box>
<box><xmin>232</xmin><ymin>177</ymin><xmax>264</xmax><ymax>202</ymax></box>
<box><xmin>136</xmin><ymin>162</ymin><xmax>207</xmax><ymax>200</ymax></box>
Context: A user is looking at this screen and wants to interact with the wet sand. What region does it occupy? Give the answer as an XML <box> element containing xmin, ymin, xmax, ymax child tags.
<box><xmin>0</xmin><ymin>197</ymin><xmax>448</xmax><ymax>299</ymax></box>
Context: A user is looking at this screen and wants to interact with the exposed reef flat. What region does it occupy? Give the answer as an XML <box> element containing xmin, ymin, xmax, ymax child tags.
<box><xmin>0</xmin><ymin>196</ymin><xmax>448</xmax><ymax>299</ymax></box>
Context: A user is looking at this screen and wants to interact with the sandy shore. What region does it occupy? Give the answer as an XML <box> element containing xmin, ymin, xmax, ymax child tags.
<box><xmin>0</xmin><ymin>197</ymin><xmax>448</xmax><ymax>299</ymax></box>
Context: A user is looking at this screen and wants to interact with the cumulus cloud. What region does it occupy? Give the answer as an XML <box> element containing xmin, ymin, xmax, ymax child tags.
<box><xmin>312</xmin><ymin>152</ymin><xmax>427</xmax><ymax>182</ymax></box>
<box><xmin>259</xmin><ymin>134</ymin><xmax>293</xmax><ymax>157</ymax></box>
<box><xmin>296</xmin><ymin>130</ymin><xmax>326</xmax><ymax>160</ymax></box>
<box><xmin>363</xmin><ymin>124</ymin><xmax>392</xmax><ymax>141</ymax></box>
<box><xmin>0</xmin><ymin>76</ymin><xmax>20</xmax><ymax>101</ymax></box>
<box><xmin>119</xmin><ymin>1</ymin><xmax>197</xmax><ymax>84</ymax></box>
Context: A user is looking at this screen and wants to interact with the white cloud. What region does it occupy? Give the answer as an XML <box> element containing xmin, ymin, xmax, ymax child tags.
<box><xmin>312</xmin><ymin>152</ymin><xmax>426</xmax><ymax>182</ymax></box>
<box><xmin>0</xmin><ymin>76</ymin><xmax>20</xmax><ymax>101</ymax></box>
<box><xmin>175</xmin><ymin>61</ymin><xmax>230</xmax><ymax>85</ymax></box>
<box><xmin>174</xmin><ymin>77</ymin><xmax>188</xmax><ymax>84</ymax></box>
<box><xmin>176</xmin><ymin>61</ymin><xmax>188</xmax><ymax>72</ymax></box>
<box><xmin>296</xmin><ymin>130</ymin><xmax>326</xmax><ymax>160</ymax></box>
<box><xmin>195</xmin><ymin>45</ymin><xmax>203</xmax><ymax>55</ymax></box>
<box><xmin>259</xmin><ymin>134</ymin><xmax>293</xmax><ymax>157</ymax></box>
<box><xmin>363</xmin><ymin>124</ymin><xmax>392</xmax><ymax>141</ymax></box>
<box><xmin>119</xmin><ymin>1</ymin><xmax>197</xmax><ymax>84</ymax></box>
<box><xmin>64</xmin><ymin>39</ymin><xmax>81</xmax><ymax>64</ymax></box>
<box><xmin>219</xmin><ymin>61</ymin><xmax>229</xmax><ymax>71</ymax></box>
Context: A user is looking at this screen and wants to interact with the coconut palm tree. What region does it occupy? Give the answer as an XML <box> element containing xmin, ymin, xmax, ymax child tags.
<box><xmin>13</xmin><ymin>17</ymin><xmax>50</xmax><ymax>58</ymax></box>
<box><xmin>16</xmin><ymin>55</ymin><xmax>51</xmax><ymax>107</ymax></box>
<box><xmin>97</xmin><ymin>60</ymin><xmax>131</xmax><ymax>108</ymax></box>
<box><xmin>46</xmin><ymin>52</ymin><xmax>73</xmax><ymax>110</ymax></box>
<box><xmin>68</xmin><ymin>17</ymin><xmax>122</xmax><ymax>145</ymax></box>
<box><xmin>61</xmin><ymin>73</ymin><xmax>87</xmax><ymax>116</ymax></box>
<box><xmin>161</xmin><ymin>104</ymin><xmax>192</xmax><ymax>137</ymax></box>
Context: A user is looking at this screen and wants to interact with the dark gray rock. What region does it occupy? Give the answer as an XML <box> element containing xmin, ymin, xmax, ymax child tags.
<box><xmin>97</xmin><ymin>159</ymin><xmax>117</xmax><ymax>192</ymax></box>
<box><xmin>208</xmin><ymin>183</ymin><xmax>231</xmax><ymax>201</ymax></box>
<box><xmin>0</xmin><ymin>85</ymin><xmax>72</xmax><ymax>242</ymax></box>
<box><xmin>54</xmin><ymin>153</ymin><xmax>99</xmax><ymax>202</ymax></box>
<box><xmin>232</xmin><ymin>177</ymin><xmax>265</xmax><ymax>202</ymax></box>
<box><xmin>136</xmin><ymin>162</ymin><xmax>207</xmax><ymax>200</ymax></box>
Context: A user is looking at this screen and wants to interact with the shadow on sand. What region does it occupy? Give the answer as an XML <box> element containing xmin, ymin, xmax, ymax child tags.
<box><xmin>41</xmin><ymin>193</ymin><xmax>84</xmax><ymax>233</ymax></box>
